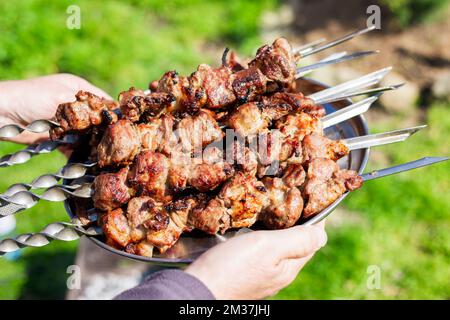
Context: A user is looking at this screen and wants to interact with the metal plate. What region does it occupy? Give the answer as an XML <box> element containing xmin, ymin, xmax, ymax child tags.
<box><xmin>65</xmin><ymin>78</ymin><xmax>370</xmax><ymax>265</ymax></box>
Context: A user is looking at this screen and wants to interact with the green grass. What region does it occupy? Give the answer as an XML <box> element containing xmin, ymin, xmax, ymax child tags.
<box><xmin>1</xmin><ymin>0</ymin><xmax>449</xmax><ymax>300</ymax></box>
<box><xmin>275</xmin><ymin>104</ymin><xmax>450</xmax><ymax>299</ymax></box>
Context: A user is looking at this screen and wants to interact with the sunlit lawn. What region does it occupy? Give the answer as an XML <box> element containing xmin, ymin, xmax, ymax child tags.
<box><xmin>0</xmin><ymin>0</ymin><xmax>449</xmax><ymax>299</ymax></box>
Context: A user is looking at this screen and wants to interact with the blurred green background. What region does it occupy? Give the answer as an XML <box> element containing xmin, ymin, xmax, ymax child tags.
<box><xmin>0</xmin><ymin>0</ymin><xmax>449</xmax><ymax>299</ymax></box>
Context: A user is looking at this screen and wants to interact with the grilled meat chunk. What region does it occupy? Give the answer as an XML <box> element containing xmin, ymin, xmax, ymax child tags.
<box><xmin>231</xmin><ymin>67</ymin><xmax>267</xmax><ymax>103</ymax></box>
<box><xmin>157</xmin><ymin>70</ymin><xmax>207</xmax><ymax>115</ymax></box>
<box><xmin>127</xmin><ymin>151</ymin><xmax>170</xmax><ymax>201</ymax></box>
<box><xmin>176</xmin><ymin>110</ymin><xmax>224</xmax><ymax>153</ymax></box>
<box><xmin>101</xmin><ymin>208</ymin><xmax>132</xmax><ymax>247</ymax></box>
<box><xmin>51</xmin><ymin>91</ymin><xmax>118</xmax><ymax>139</ymax></box>
<box><xmin>267</xmin><ymin>92</ymin><xmax>324</xmax><ymax>117</ymax></box>
<box><xmin>227</xmin><ymin>92</ymin><xmax>322</xmax><ymax>137</ymax></box>
<box><xmin>119</xmin><ymin>87</ymin><xmax>175</xmax><ymax>122</ymax></box>
<box><xmin>125</xmin><ymin>240</ymin><xmax>154</xmax><ymax>257</ymax></box>
<box><xmin>189</xmin><ymin>198</ymin><xmax>230</xmax><ymax>235</ymax></box>
<box><xmin>93</xmin><ymin>167</ymin><xmax>131</xmax><ymax>211</ymax></box>
<box><xmin>303</xmin><ymin>158</ymin><xmax>363</xmax><ymax>218</ymax></box>
<box><xmin>260</xmin><ymin>164</ymin><xmax>305</xmax><ymax>229</ymax></box>
<box><xmin>219</xmin><ymin>172</ymin><xmax>268</xmax><ymax>229</ymax></box>
<box><xmin>248</xmin><ymin>38</ymin><xmax>296</xmax><ymax>85</ymax></box>
<box><xmin>195</xmin><ymin>64</ymin><xmax>236</xmax><ymax>109</ymax></box>
<box><xmin>97</xmin><ymin>120</ymin><xmax>141</xmax><ymax>167</ymax></box>
<box><xmin>302</xmin><ymin>133</ymin><xmax>349</xmax><ymax>163</ymax></box>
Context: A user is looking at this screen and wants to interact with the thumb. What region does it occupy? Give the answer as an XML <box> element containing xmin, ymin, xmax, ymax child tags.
<box><xmin>266</xmin><ymin>222</ymin><xmax>327</xmax><ymax>261</ymax></box>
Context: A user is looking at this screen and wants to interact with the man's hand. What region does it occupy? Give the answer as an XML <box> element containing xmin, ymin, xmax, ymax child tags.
<box><xmin>185</xmin><ymin>221</ymin><xmax>327</xmax><ymax>300</ymax></box>
<box><xmin>0</xmin><ymin>73</ymin><xmax>112</xmax><ymax>144</ymax></box>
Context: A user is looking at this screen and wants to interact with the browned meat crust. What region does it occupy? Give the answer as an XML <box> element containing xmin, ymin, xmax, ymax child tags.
<box><xmin>51</xmin><ymin>90</ymin><xmax>118</xmax><ymax>139</ymax></box>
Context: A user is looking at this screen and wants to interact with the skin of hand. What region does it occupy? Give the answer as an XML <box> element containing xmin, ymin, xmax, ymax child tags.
<box><xmin>0</xmin><ymin>73</ymin><xmax>112</xmax><ymax>144</ymax></box>
<box><xmin>185</xmin><ymin>220</ymin><xmax>327</xmax><ymax>300</ymax></box>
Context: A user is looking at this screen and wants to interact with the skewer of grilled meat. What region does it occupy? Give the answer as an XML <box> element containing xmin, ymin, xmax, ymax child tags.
<box><xmin>122</xmin><ymin>38</ymin><xmax>297</xmax><ymax>120</ymax></box>
<box><xmin>97</xmin><ymin>110</ymin><xmax>224</xmax><ymax>167</ymax></box>
<box><xmin>101</xmin><ymin>159</ymin><xmax>362</xmax><ymax>255</ymax></box>
<box><xmin>93</xmin><ymin>147</ymin><xmax>234</xmax><ymax>211</ymax></box>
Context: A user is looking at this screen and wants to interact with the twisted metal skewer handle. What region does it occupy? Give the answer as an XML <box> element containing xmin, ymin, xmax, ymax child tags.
<box><xmin>0</xmin><ymin>120</ymin><xmax>59</xmax><ymax>139</ymax></box>
<box><xmin>1</xmin><ymin>162</ymin><xmax>96</xmax><ymax>197</ymax></box>
<box><xmin>0</xmin><ymin>182</ymin><xmax>92</xmax><ymax>207</ymax></box>
<box><xmin>0</xmin><ymin>221</ymin><xmax>102</xmax><ymax>256</ymax></box>
<box><xmin>0</xmin><ymin>135</ymin><xmax>78</xmax><ymax>168</ymax></box>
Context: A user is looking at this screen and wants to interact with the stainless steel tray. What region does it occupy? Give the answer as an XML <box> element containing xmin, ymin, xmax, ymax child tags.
<box><xmin>65</xmin><ymin>78</ymin><xmax>370</xmax><ymax>265</ymax></box>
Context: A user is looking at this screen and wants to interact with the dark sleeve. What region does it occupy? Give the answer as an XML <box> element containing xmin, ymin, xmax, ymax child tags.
<box><xmin>114</xmin><ymin>269</ymin><xmax>215</xmax><ymax>300</ymax></box>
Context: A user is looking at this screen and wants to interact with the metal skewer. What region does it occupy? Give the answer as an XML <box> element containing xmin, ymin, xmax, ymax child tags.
<box><xmin>0</xmin><ymin>119</ymin><xmax>59</xmax><ymax>139</ymax></box>
<box><xmin>309</xmin><ymin>67</ymin><xmax>392</xmax><ymax>104</ymax></box>
<box><xmin>0</xmin><ymin>219</ymin><xmax>102</xmax><ymax>256</ymax></box>
<box><xmin>295</xmin><ymin>25</ymin><xmax>377</xmax><ymax>57</ymax></box>
<box><xmin>343</xmin><ymin>125</ymin><xmax>427</xmax><ymax>150</ymax></box>
<box><xmin>361</xmin><ymin>156</ymin><xmax>449</xmax><ymax>181</ymax></box>
<box><xmin>0</xmin><ymin>135</ymin><xmax>78</xmax><ymax>167</ymax></box>
<box><xmin>303</xmin><ymin>156</ymin><xmax>449</xmax><ymax>226</ymax></box>
<box><xmin>296</xmin><ymin>50</ymin><xmax>378</xmax><ymax>78</ymax></box>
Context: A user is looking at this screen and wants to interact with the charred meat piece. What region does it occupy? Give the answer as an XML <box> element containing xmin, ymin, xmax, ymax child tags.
<box><xmin>126</xmin><ymin>196</ymin><xmax>166</xmax><ymax>229</ymax></box>
<box><xmin>302</xmin><ymin>133</ymin><xmax>349</xmax><ymax>163</ymax></box>
<box><xmin>51</xmin><ymin>91</ymin><xmax>118</xmax><ymax>139</ymax></box>
<box><xmin>219</xmin><ymin>172</ymin><xmax>268</xmax><ymax>229</ymax></box>
<box><xmin>231</xmin><ymin>67</ymin><xmax>267</xmax><ymax>103</ymax></box>
<box><xmin>97</xmin><ymin>120</ymin><xmax>141</xmax><ymax>167</ymax></box>
<box><xmin>176</xmin><ymin>110</ymin><xmax>224</xmax><ymax>153</ymax></box>
<box><xmin>189</xmin><ymin>198</ymin><xmax>230</xmax><ymax>235</ymax></box>
<box><xmin>303</xmin><ymin>158</ymin><xmax>363</xmax><ymax>218</ymax></box>
<box><xmin>266</xmin><ymin>92</ymin><xmax>324</xmax><ymax>117</ymax></box>
<box><xmin>227</xmin><ymin>92</ymin><xmax>322</xmax><ymax>137</ymax></box>
<box><xmin>93</xmin><ymin>167</ymin><xmax>131</xmax><ymax>211</ymax></box>
<box><xmin>157</xmin><ymin>70</ymin><xmax>206</xmax><ymax>115</ymax></box>
<box><xmin>119</xmin><ymin>87</ymin><xmax>175</xmax><ymax>122</ymax></box>
<box><xmin>101</xmin><ymin>208</ymin><xmax>132</xmax><ymax>247</ymax></box>
<box><xmin>194</xmin><ymin>64</ymin><xmax>236</xmax><ymax>109</ymax></box>
<box><xmin>168</xmin><ymin>147</ymin><xmax>234</xmax><ymax>193</ymax></box>
<box><xmin>248</xmin><ymin>38</ymin><xmax>296</xmax><ymax>85</ymax></box>
<box><xmin>146</xmin><ymin>217</ymin><xmax>184</xmax><ymax>253</ymax></box>
<box><xmin>125</xmin><ymin>240</ymin><xmax>154</xmax><ymax>257</ymax></box>
<box><xmin>260</xmin><ymin>164</ymin><xmax>305</xmax><ymax>229</ymax></box>
<box><xmin>127</xmin><ymin>150</ymin><xmax>170</xmax><ymax>201</ymax></box>
<box><xmin>226</xmin><ymin>50</ymin><xmax>247</xmax><ymax>72</ymax></box>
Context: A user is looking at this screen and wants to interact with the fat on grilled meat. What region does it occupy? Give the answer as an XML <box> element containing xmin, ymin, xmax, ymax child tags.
<box><xmin>50</xmin><ymin>90</ymin><xmax>118</xmax><ymax>139</ymax></box>
<box><xmin>302</xmin><ymin>158</ymin><xmax>363</xmax><ymax>218</ymax></box>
